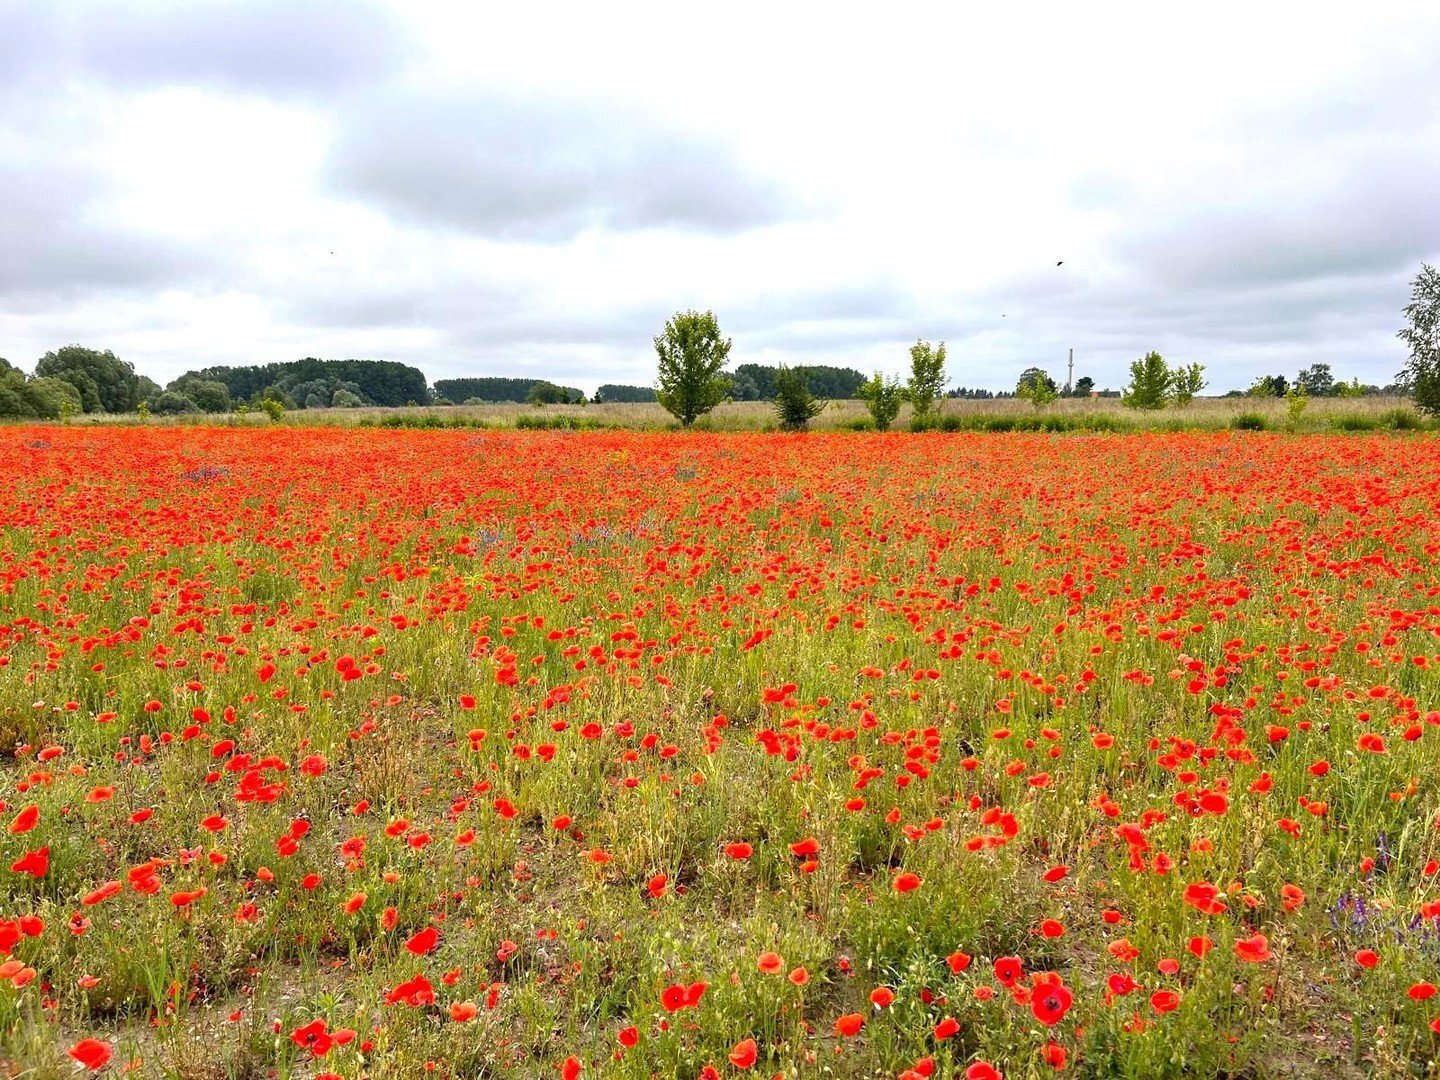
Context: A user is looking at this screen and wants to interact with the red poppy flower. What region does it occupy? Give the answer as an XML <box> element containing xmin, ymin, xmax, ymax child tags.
<box><xmin>1032</xmin><ymin>981</ymin><xmax>1073</xmax><ymax>1026</ymax></box>
<box><xmin>994</xmin><ymin>956</ymin><xmax>1023</xmax><ymax>987</ymax></box>
<box><xmin>1234</xmin><ymin>934</ymin><xmax>1273</xmax><ymax>963</ymax></box>
<box><xmin>1150</xmin><ymin>989</ymin><xmax>1181</xmax><ymax>1014</ymax></box>
<box><xmin>7</xmin><ymin>806</ymin><xmax>39</xmax><ymax>835</ymax></box>
<box><xmin>834</xmin><ymin>1013</ymin><xmax>864</xmax><ymax>1037</ymax></box>
<box><xmin>729</xmin><ymin>1038</ymin><xmax>758</xmax><ymax>1068</ymax></box>
<box><xmin>68</xmin><ymin>1039</ymin><xmax>113</xmax><ymax>1070</ymax></box>
<box><xmin>9</xmin><ymin>847</ymin><xmax>48</xmax><ymax>878</ymax></box>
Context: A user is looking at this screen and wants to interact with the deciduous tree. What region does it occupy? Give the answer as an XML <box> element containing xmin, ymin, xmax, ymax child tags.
<box><xmin>655</xmin><ymin>310</ymin><xmax>731</xmax><ymax>427</ymax></box>
<box><xmin>1399</xmin><ymin>263</ymin><xmax>1440</xmax><ymax>415</ymax></box>
<box><xmin>773</xmin><ymin>366</ymin><xmax>825</xmax><ymax>431</ymax></box>
<box><xmin>857</xmin><ymin>372</ymin><xmax>904</xmax><ymax>431</ymax></box>
<box><xmin>1121</xmin><ymin>352</ymin><xmax>1171</xmax><ymax>410</ymax></box>
<box><xmin>906</xmin><ymin>340</ymin><xmax>947</xmax><ymax>423</ymax></box>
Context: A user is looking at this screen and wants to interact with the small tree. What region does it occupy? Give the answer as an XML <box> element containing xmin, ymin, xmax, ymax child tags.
<box><xmin>1072</xmin><ymin>375</ymin><xmax>1095</xmax><ymax>397</ymax></box>
<box><xmin>772</xmin><ymin>366</ymin><xmax>824</xmax><ymax>431</ymax></box>
<box><xmin>654</xmin><ymin>310</ymin><xmax>731</xmax><ymax>426</ymax></box>
<box><xmin>1399</xmin><ymin>263</ymin><xmax>1440</xmax><ymax>415</ymax></box>
<box><xmin>857</xmin><ymin>371</ymin><xmax>904</xmax><ymax>431</ymax></box>
<box><xmin>260</xmin><ymin>397</ymin><xmax>285</xmax><ymax>423</ymax></box>
<box><xmin>1286</xmin><ymin>386</ymin><xmax>1308</xmax><ymax>427</ymax></box>
<box><xmin>1121</xmin><ymin>352</ymin><xmax>1171</xmax><ymax>410</ymax></box>
<box><xmin>1168</xmin><ymin>363</ymin><xmax>1206</xmax><ymax>407</ymax></box>
<box><xmin>1016</xmin><ymin>368</ymin><xmax>1058</xmax><ymax>409</ymax></box>
<box><xmin>905</xmin><ymin>340</ymin><xmax>947</xmax><ymax>423</ymax></box>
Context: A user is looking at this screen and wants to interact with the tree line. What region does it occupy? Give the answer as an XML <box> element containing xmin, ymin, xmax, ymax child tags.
<box><xmin>651</xmin><ymin>266</ymin><xmax>1440</xmax><ymax>429</ymax></box>
<box><xmin>3</xmin><ymin>264</ymin><xmax>1437</xmax><ymax>421</ymax></box>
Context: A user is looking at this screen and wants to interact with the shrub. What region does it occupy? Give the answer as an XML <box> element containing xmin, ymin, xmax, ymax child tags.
<box><xmin>1230</xmin><ymin>412</ymin><xmax>1267</xmax><ymax>431</ymax></box>
<box><xmin>514</xmin><ymin>414</ymin><xmax>609</xmax><ymax>431</ymax></box>
<box><xmin>153</xmin><ymin>391</ymin><xmax>200</xmax><ymax>415</ymax></box>
<box><xmin>1285</xmin><ymin>388</ymin><xmax>1308</xmax><ymax>427</ymax></box>
<box><xmin>772</xmin><ymin>366</ymin><xmax>825</xmax><ymax>431</ymax></box>
<box><xmin>1380</xmin><ymin>407</ymin><xmax>1422</xmax><ymax>430</ymax></box>
<box><xmin>1331</xmin><ymin>413</ymin><xmax>1378</xmax><ymax>432</ymax></box>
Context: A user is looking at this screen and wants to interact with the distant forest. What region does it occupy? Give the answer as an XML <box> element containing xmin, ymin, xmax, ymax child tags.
<box><xmin>0</xmin><ymin>345</ymin><xmax>1407</xmax><ymax>421</ymax></box>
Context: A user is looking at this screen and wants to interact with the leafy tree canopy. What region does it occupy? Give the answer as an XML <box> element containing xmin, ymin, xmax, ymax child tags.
<box><xmin>35</xmin><ymin>345</ymin><xmax>140</xmax><ymax>413</ymax></box>
<box><xmin>184</xmin><ymin>358</ymin><xmax>429</xmax><ymax>408</ymax></box>
<box><xmin>655</xmin><ymin>310</ymin><xmax>731</xmax><ymax>427</ymax></box>
<box><xmin>595</xmin><ymin>384</ymin><xmax>657</xmax><ymax>403</ymax></box>
<box><xmin>1399</xmin><ymin>264</ymin><xmax>1440</xmax><ymax>415</ymax></box>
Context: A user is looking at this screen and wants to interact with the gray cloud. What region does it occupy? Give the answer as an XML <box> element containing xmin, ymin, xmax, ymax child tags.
<box><xmin>0</xmin><ymin>0</ymin><xmax>416</xmax><ymax>98</ymax></box>
<box><xmin>1114</xmin><ymin>156</ymin><xmax>1440</xmax><ymax>291</ymax></box>
<box><xmin>325</xmin><ymin>90</ymin><xmax>798</xmax><ymax>241</ymax></box>
<box><xmin>0</xmin><ymin>135</ymin><xmax>210</xmax><ymax>304</ymax></box>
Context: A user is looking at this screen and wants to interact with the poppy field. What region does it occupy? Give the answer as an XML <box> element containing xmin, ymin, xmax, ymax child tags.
<box><xmin>5</xmin><ymin>426</ymin><xmax>1440</xmax><ymax>1079</ymax></box>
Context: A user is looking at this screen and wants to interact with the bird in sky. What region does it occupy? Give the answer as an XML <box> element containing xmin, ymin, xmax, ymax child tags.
<box><xmin>1056</xmin><ymin>260</ymin><xmax>1064</xmax><ymax>266</ymax></box>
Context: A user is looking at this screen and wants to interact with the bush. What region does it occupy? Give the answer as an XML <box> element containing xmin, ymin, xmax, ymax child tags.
<box><xmin>1230</xmin><ymin>413</ymin><xmax>1267</xmax><ymax>431</ymax></box>
<box><xmin>772</xmin><ymin>366</ymin><xmax>825</xmax><ymax>431</ymax></box>
<box><xmin>1331</xmin><ymin>413</ymin><xmax>1378</xmax><ymax>432</ymax></box>
<box><xmin>1379</xmin><ymin>407</ymin><xmax>1422</xmax><ymax>430</ymax></box>
<box><xmin>21</xmin><ymin>376</ymin><xmax>83</xmax><ymax>420</ymax></box>
<box><xmin>514</xmin><ymin>414</ymin><xmax>609</xmax><ymax>431</ymax></box>
<box><xmin>152</xmin><ymin>391</ymin><xmax>200</xmax><ymax>415</ymax></box>
<box><xmin>1285</xmin><ymin>388</ymin><xmax>1308</xmax><ymax>427</ymax></box>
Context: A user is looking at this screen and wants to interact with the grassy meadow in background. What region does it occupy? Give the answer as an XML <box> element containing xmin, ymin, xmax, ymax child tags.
<box><xmin>50</xmin><ymin>394</ymin><xmax>1436</xmax><ymax>435</ymax></box>
<box><xmin>3</xmin><ymin>425</ymin><xmax>1440</xmax><ymax>1078</ymax></box>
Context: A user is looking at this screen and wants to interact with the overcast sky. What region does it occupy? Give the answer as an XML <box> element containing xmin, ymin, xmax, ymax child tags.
<box><xmin>2</xmin><ymin>1</ymin><xmax>1438</xmax><ymax>393</ymax></box>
